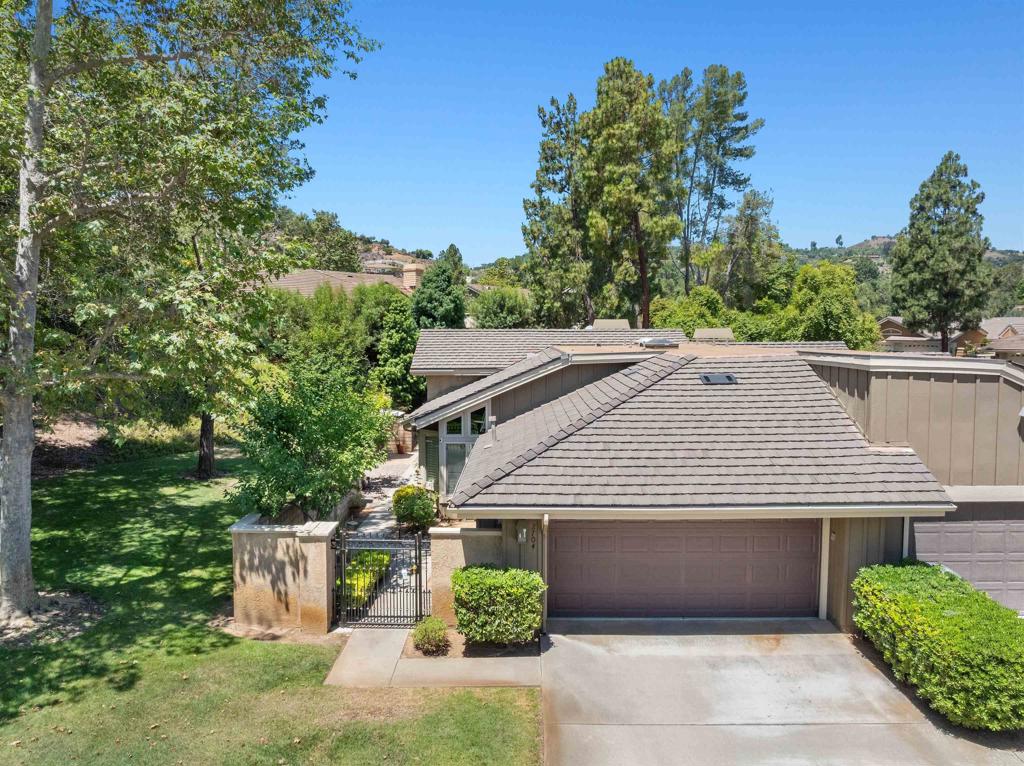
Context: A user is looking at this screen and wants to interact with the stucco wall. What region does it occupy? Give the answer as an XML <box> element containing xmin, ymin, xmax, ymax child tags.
<box><xmin>811</xmin><ymin>362</ymin><xmax>1024</xmax><ymax>485</ymax></box>
<box><xmin>429</xmin><ymin>527</ymin><xmax>504</xmax><ymax>625</ymax></box>
<box><xmin>231</xmin><ymin>515</ymin><xmax>337</xmax><ymax>634</ymax></box>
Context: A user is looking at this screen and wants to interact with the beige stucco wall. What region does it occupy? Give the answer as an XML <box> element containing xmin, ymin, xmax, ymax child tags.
<box><xmin>812</xmin><ymin>362</ymin><xmax>1024</xmax><ymax>485</ymax></box>
<box><xmin>429</xmin><ymin>527</ymin><xmax>504</xmax><ymax>625</ymax></box>
<box><xmin>231</xmin><ymin>514</ymin><xmax>337</xmax><ymax>634</ymax></box>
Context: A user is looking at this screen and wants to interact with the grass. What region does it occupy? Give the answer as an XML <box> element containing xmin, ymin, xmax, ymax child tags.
<box><xmin>0</xmin><ymin>453</ymin><xmax>541</xmax><ymax>765</ymax></box>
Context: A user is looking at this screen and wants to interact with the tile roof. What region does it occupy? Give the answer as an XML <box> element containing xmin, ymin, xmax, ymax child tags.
<box><xmin>410</xmin><ymin>328</ymin><xmax>846</xmax><ymax>374</ymax></box>
<box><xmin>450</xmin><ymin>353</ymin><xmax>951</xmax><ymax>512</ymax></box>
<box><xmin>267</xmin><ymin>269</ymin><xmax>409</xmax><ymax>297</ymax></box>
<box><xmin>406</xmin><ymin>347</ymin><xmax>568</xmax><ymax>426</ymax></box>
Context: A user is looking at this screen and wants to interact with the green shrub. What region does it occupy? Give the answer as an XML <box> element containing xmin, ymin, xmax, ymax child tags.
<box><xmin>392</xmin><ymin>485</ymin><xmax>436</xmax><ymax>530</ymax></box>
<box><xmin>451</xmin><ymin>566</ymin><xmax>545</xmax><ymax>645</ymax></box>
<box><xmin>412</xmin><ymin>616</ymin><xmax>449</xmax><ymax>655</ymax></box>
<box><xmin>341</xmin><ymin>551</ymin><xmax>391</xmax><ymax>608</ymax></box>
<box><xmin>852</xmin><ymin>562</ymin><xmax>1024</xmax><ymax>731</ymax></box>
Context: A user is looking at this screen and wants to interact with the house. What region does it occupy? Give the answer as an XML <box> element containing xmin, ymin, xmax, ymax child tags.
<box><xmin>878</xmin><ymin>315</ymin><xmax>1024</xmax><ymax>355</ymax></box>
<box><xmin>406</xmin><ymin>329</ymin><xmax>1024</xmax><ymax>630</ymax></box>
<box><xmin>990</xmin><ymin>334</ymin><xmax>1024</xmax><ymax>365</ymax></box>
<box><xmin>266</xmin><ymin>263</ymin><xmax>425</xmax><ymax>297</ymax></box>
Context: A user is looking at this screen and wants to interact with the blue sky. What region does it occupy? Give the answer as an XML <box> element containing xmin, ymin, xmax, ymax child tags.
<box><xmin>286</xmin><ymin>0</ymin><xmax>1024</xmax><ymax>266</ymax></box>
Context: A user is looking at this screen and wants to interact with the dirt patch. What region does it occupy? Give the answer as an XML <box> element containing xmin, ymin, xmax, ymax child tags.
<box><xmin>0</xmin><ymin>591</ymin><xmax>105</xmax><ymax>648</ymax></box>
<box><xmin>32</xmin><ymin>415</ymin><xmax>109</xmax><ymax>478</ymax></box>
<box><xmin>402</xmin><ymin>628</ymin><xmax>540</xmax><ymax>659</ymax></box>
<box><xmin>209</xmin><ymin>599</ymin><xmax>349</xmax><ymax>647</ymax></box>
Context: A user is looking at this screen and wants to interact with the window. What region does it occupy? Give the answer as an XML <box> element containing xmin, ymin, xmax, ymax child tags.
<box><xmin>470</xmin><ymin>407</ymin><xmax>487</xmax><ymax>435</ymax></box>
<box><xmin>445</xmin><ymin>443</ymin><xmax>467</xmax><ymax>494</ymax></box>
<box><xmin>446</xmin><ymin>417</ymin><xmax>462</xmax><ymax>435</ymax></box>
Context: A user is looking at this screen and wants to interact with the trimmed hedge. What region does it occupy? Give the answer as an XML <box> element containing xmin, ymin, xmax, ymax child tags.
<box><xmin>392</xmin><ymin>485</ymin><xmax>436</xmax><ymax>531</ymax></box>
<box><xmin>341</xmin><ymin>551</ymin><xmax>391</xmax><ymax>608</ymax></box>
<box><xmin>852</xmin><ymin>562</ymin><xmax>1024</xmax><ymax>731</ymax></box>
<box><xmin>451</xmin><ymin>566</ymin><xmax>545</xmax><ymax>645</ymax></box>
<box><xmin>413</xmin><ymin>616</ymin><xmax>449</xmax><ymax>655</ymax></box>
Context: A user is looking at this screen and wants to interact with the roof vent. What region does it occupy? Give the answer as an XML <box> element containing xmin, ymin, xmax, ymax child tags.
<box><xmin>639</xmin><ymin>337</ymin><xmax>679</xmax><ymax>348</ymax></box>
<box><xmin>700</xmin><ymin>372</ymin><xmax>737</xmax><ymax>385</ymax></box>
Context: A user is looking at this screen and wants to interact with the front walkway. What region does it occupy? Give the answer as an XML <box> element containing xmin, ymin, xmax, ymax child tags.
<box><xmin>349</xmin><ymin>451</ymin><xmax>418</xmax><ymax>534</ymax></box>
<box><xmin>324</xmin><ymin>628</ymin><xmax>540</xmax><ymax>688</ymax></box>
<box><xmin>542</xmin><ymin>618</ymin><xmax>1024</xmax><ymax>766</ymax></box>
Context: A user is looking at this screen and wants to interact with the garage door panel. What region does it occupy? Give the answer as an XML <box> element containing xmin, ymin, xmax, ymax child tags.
<box><xmin>549</xmin><ymin>520</ymin><xmax>820</xmax><ymax>618</ymax></box>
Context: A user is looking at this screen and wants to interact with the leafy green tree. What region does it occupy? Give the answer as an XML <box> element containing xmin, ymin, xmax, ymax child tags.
<box><xmin>986</xmin><ymin>262</ymin><xmax>1024</xmax><ymax>316</ymax></box>
<box><xmin>471</xmin><ymin>287</ymin><xmax>534</xmax><ymax>329</ymax></box>
<box><xmin>851</xmin><ymin>256</ymin><xmax>880</xmax><ymax>283</ymax></box>
<box><xmin>234</xmin><ymin>362</ymin><xmax>392</xmax><ymax>520</ymax></box>
<box><xmin>475</xmin><ymin>256</ymin><xmax>525</xmax><ymax>287</ymax></box>
<box><xmin>522</xmin><ymin>94</ymin><xmax>597</xmax><ymax>327</ymax></box>
<box><xmin>658</xmin><ymin>65</ymin><xmax>764</xmax><ymax>293</ymax></box>
<box><xmin>410</xmin><ymin>248</ymin><xmax>434</xmax><ymax>260</ymax></box>
<box><xmin>276</xmin><ymin>208</ymin><xmax>362</xmax><ymax>271</ymax></box>
<box><xmin>891</xmin><ymin>152</ymin><xmax>991</xmax><ymax>351</ymax></box>
<box><xmin>791</xmin><ymin>262</ymin><xmax>880</xmax><ymax>349</ymax></box>
<box><xmin>411</xmin><ymin>244</ymin><xmax>467</xmax><ymax>328</ymax></box>
<box><xmin>291</xmin><ymin>284</ymin><xmax>368</xmax><ymax>378</ymax></box>
<box><xmin>0</xmin><ymin>0</ymin><xmax>375</xmax><ymax>621</ymax></box>
<box><xmin>717</xmin><ymin>189</ymin><xmax>782</xmax><ymax>309</ymax></box>
<box><xmin>352</xmin><ymin>282</ymin><xmax>424</xmax><ymax>410</ymax></box>
<box><xmin>651</xmin><ymin>286</ymin><xmax>724</xmax><ymax>336</ymax></box>
<box><xmin>581</xmin><ymin>58</ymin><xmax>680</xmax><ymax>327</ymax></box>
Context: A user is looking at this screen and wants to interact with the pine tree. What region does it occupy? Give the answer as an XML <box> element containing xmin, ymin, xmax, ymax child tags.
<box><xmin>411</xmin><ymin>244</ymin><xmax>467</xmax><ymax>329</ymax></box>
<box><xmin>891</xmin><ymin>152</ymin><xmax>991</xmax><ymax>352</ymax></box>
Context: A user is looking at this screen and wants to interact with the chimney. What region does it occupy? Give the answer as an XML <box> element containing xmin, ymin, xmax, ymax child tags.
<box><xmin>403</xmin><ymin>263</ymin><xmax>426</xmax><ymax>291</ymax></box>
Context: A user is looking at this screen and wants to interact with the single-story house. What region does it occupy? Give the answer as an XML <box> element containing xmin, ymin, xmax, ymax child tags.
<box><xmin>407</xmin><ymin>330</ymin><xmax>1023</xmax><ymax>630</ymax></box>
<box><xmin>879</xmin><ymin>315</ymin><xmax>1024</xmax><ymax>355</ymax></box>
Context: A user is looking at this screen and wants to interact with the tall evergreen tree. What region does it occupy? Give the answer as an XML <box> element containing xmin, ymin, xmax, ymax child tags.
<box><xmin>658</xmin><ymin>66</ymin><xmax>763</xmax><ymax>294</ymax></box>
<box><xmin>411</xmin><ymin>243</ymin><xmax>466</xmax><ymax>328</ymax></box>
<box><xmin>891</xmin><ymin>152</ymin><xmax>991</xmax><ymax>352</ymax></box>
<box><xmin>581</xmin><ymin>58</ymin><xmax>679</xmax><ymax>328</ymax></box>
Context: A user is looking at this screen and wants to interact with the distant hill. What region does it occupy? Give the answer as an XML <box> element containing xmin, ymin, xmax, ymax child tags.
<box><xmin>785</xmin><ymin>234</ymin><xmax>1023</xmax><ymax>266</ymax></box>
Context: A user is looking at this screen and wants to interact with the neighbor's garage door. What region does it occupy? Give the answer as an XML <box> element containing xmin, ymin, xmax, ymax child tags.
<box><xmin>548</xmin><ymin>520</ymin><xmax>820</xmax><ymax>618</ymax></box>
<box><xmin>912</xmin><ymin>502</ymin><xmax>1024</xmax><ymax>615</ymax></box>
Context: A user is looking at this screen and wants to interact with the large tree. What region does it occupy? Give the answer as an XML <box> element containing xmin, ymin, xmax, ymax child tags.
<box><xmin>658</xmin><ymin>66</ymin><xmax>763</xmax><ymax>294</ymax></box>
<box><xmin>891</xmin><ymin>152</ymin><xmax>991</xmax><ymax>352</ymax></box>
<box><xmin>580</xmin><ymin>58</ymin><xmax>679</xmax><ymax>328</ymax></box>
<box><xmin>0</xmin><ymin>0</ymin><xmax>375</xmax><ymax>622</ymax></box>
<box><xmin>522</xmin><ymin>95</ymin><xmax>597</xmax><ymax>327</ymax></box>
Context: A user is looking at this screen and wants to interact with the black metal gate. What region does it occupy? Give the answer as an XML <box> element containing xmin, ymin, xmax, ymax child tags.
<box><xmin>333</xmin><ymin>532</ymin><xmax>431</xmax><ymax>626</ymax></box>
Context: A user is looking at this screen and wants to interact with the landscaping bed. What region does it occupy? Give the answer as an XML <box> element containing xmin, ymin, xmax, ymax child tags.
<box><xmin>852</xmin><ymin>561</ymin><xmax>1024</xmax><ymax>732</ymax></box>
<box><xmin>402</xmin><ymin>628</ymin><xmax>540</xmax><ymax>659</ymax></box>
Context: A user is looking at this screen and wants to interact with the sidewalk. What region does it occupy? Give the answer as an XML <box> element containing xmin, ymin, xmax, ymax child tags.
<box><xmin>349</xmin><ymin>451</ymin><xmax>418</xmax><ymax>535</ymax></box>
<box><xmin>324</xmin><ymin>627</ymin><xmax>541</xmax><ymax>688</ymax></box>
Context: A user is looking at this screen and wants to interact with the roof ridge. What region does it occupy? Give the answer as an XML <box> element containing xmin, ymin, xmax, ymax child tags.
<box><xmin>449</xmin><ymin>353</ymin><xmax>695</xmax><ymax>505</ymax></box>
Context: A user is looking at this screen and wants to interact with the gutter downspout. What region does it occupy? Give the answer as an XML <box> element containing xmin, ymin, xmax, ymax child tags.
<box><xmin>541</xmin><ymin>513</ymin><xmax>549</xmax><ymax>633</ymax></box>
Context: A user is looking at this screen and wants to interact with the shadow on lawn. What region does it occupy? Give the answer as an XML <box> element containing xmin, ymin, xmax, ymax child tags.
<box><xmin>0</xmin><ymin>454</ymin><xmax>247</xmax><ymax>722</ymax></box>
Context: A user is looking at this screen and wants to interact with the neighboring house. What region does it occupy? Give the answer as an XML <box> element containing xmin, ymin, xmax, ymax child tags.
<box><xmin>990</xmin><ymin>334</ymin><xmax>1024</xmax><ymax>366</ymax></box>
<box><xmin>879</xmin><ymin>315</ymin><xmax>1024</xmax><ymax>354</ymax></box>
<box><xmin>266</xmin><ymin>264</ymin><xmax>424</xmax><ymax>297</ymax></box>
<box><xmin>982</xmin><ymin>316</ymin><xmax>1024</xmax><ymax>341</ymax></box>
<box><xmin>692</xmin><ymin>327</ymin><xmax>736</xmax><ymax>341</ymax></box>
<box><xmin>409</xmin><ymin>329</ymin><xmax>1024</xmax><ymax>630</ymax></box>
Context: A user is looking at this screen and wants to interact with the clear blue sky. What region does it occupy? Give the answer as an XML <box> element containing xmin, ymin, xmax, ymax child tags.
<box><xmin>285</xmin><ymin>0</ymin><xmax>1024</xmax><ymax>266</ymax></box>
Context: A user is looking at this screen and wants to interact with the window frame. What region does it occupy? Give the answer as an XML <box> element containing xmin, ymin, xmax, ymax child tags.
<box><xmin>438</xmin><ymin>402</ymin><xmax>491</xmax><ymax>497</ymax></box>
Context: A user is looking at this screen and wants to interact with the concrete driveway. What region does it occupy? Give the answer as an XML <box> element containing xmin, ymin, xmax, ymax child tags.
<box><xmin>542</xmin><ymin>619</ymin><xmax>1023</xmax><ymax>766</ymax></box>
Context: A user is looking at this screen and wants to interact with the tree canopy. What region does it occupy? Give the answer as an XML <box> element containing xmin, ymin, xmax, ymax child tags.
<box><xmin>471</xmin><ymin>286</ymin><xmax>534</xmax><ymax>329</ymax></box>
<box><xmin>412</xmin><ymin>244</ymin><xmax>467</xmax><ymax>328</ymax></box>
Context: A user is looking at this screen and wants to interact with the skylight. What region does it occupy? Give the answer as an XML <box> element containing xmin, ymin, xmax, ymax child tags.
<box><xmin>700</xmin><ymin>373</ymin><xmax>737</xmax><ymax>385</ymax></box>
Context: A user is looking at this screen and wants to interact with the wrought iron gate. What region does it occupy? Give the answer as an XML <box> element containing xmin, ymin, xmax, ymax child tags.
<box><xmin>333</xmin><ymin>532</ymin><xmax>431</xmax><ymax>626</ymax></box>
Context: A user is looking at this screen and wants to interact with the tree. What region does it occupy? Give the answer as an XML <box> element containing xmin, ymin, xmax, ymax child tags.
<box><xmin>651</xmin><ymin>285</ymin><xmax>725</xmax><ymax>336</ymax></box>
<box><xmin>835</xmin><ymin>235</ymin><xmax>844</xmax><ymax>249</ymax></box>
<box><xmin>790</xmin><ymin>262</ymin><xmax>880</xmax><ymax>349</ymax></box>
<box><xmin>352</xmin><ymin>282</ymin><xmax>423</xmax><ymax>410</ymax></box>
<box><xmin>471</xmin><ymin>287</ymin><xmax>533</xmax><ymax>329</ymax></box>
<box><xmin>234</xmin><ymin>362</ymin><xmax>392</xmax><ymax>520</ymax></box>
<box><xmin>475</xmin><ymin>256</ymin><xmax>524</xmax><ymax>288</ymax></box>
<box><xmin>659</xmin><ymin>65</ymin><xmax>764</xmax><ymax>294</ymax></box>
<box><xmin>891</xmin><ymin>152</ymin><xmax>991</xmax><ymax>352</ymax></box>
<box><xmin>522</xmin><ymin>94</ymin><xmax>597</xmax><ymax>328</ymax></box>
<box><xmin>581</xmin><ymin>58</ymin><xmax>679</xmax><ymax>327</ymax></box>
<box><xmin>986</xmin><ymin>262</ymin><xmax>1024</xmax><ymax>316</ymax></box>
<box><xmin>411</xmin><ymin>244</ymin><xmax>466</xmax><ymax>329</ymax></box>
<box><xmin>716</xmin><ymin>189</ymin><xmax>781</xmax><ymax>309</ymax></box>
<box><xmin>277</xmin><ymin>208</ymin><xmax>362</xmax><ymax>272</ymax></box>
<box><xmin>0</xmin><ymin>0</ymin><xmax>375</xmax><ymax>622</ymax></box>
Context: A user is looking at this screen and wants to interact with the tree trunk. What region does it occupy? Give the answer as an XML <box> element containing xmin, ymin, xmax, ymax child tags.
<box><xmin>940</xmin><ymin>328</ymin><xmax>949</xmax><ymax>354</ymax></box>
<box><xmin>196</xmin><ymin>412</ymin><xmax>215</xmax><ymax>479</ymax></box>
<box><xmin>1</xmin><ymin>0</ymin><xmax>51</xmax><ymax>623</ymax></box>
<box><xmin>632</xmin><ymin>211</ymin><xmax>650</xmax><ymax>329</ymax></box>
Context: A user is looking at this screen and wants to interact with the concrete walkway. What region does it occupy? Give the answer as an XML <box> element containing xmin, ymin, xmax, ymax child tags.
<box><xmin>324</xmin><ymin>627</ymin><xmax>541</xmax><ymax>688</ymax></box>
<box><xmin>542</xmin><ymin>619</ymin><xmax>1024</xmax><ymax>766</ymax></box>
<box><xmin>349</xmin><ymin>451</ymin><xmax>418</xmax><ymax>535</ymax></box>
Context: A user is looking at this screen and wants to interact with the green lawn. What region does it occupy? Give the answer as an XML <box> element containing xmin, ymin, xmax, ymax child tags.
<box><xmin>0</xmin><ymin>454</ymin><xmax>541</xmax><ymax>765</ymax></box>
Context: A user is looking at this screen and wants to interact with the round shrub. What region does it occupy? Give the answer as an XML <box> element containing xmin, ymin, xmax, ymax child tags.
<box><xmin>412</xmin><ymin>616</ymin><xmax>449</xmax><ymax>655</ymax></box>
<box><xmin>392</xmin><ymin>485</ymin><xmax>436</xmax><ymax>530</ymax></box>
<box><xmin>451</xmin><ymin>565</ymin><xmax>545</xmax><ymax>645</ymax></box>
<box><xmin>852</xmin><ymin>562</ymin><xmax>1024</xmax><ymax>731</ymax></box>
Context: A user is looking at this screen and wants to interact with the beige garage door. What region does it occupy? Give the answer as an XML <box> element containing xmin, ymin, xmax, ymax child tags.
<box><xmin>548</xmin><ymin>520</ymin><xmax>821</xmax><ymax>618</ymax></box>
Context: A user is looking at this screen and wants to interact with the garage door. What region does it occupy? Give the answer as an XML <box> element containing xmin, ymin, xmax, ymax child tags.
<box><xmin>548</xmin><ymin>520</ymin><xmax>821</xmax><ymax>618</ymax></box>
<box><xmin>912</xmin><ymin>502</ymin><xmax>1024</xmax><ymax>615</ymax></box>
